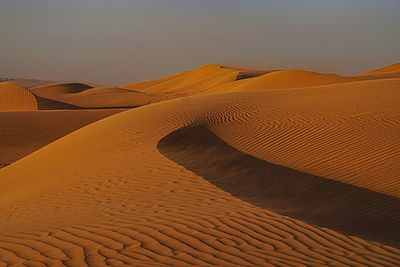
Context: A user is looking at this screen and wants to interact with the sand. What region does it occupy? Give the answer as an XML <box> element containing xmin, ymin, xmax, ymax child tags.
<box><xmin>0</xmin><ymin>63</ymin><xmax>399</xmax><ymax>266</ymax></box>
<box><xmin>0</xmin><ymin>82</ymin><xmax>37</xmax><ymax>111</ymax></box>
<box><xmin>0</xmin><ymin>109</ymin><xmax>124</xmax><ymax>169</ymax></box>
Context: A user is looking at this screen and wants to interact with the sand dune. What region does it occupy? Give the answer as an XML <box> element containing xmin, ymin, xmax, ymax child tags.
<box><xmin>359</xmin><ymin>63</ymin><xmax>400</xmax><ymax>80</ymax></box>
<box><xmin>121</xmin><ymin>71</ymin><xmax>189</xmax><ymax>91</ymax></box>
<box><xmin>0</xmin><ymin>109</ymin><xmax>123</xmax><ymax>168</ymax></box>
<box><xmin>51</xmin><ymin>87</ymin><xmax>156</xmax><ymax>108</ymax></box>
<box><xmin>31</xmin><ymin>82</ymin><xmax>93</xmax><ymax>98</ymax></box>
<box><xmin>0</xmin><ymin>72</ymin><xmax>399</xmax><ymax>266</ymax></box>
<box><xmin>212</xmin><ymin>69</ymin><xmax>363</xmax><ymax>93</ymax></box>
<box><xmin>0</xmin><ymin>82</ymin><xmax>37</xmax><ymax>111</ymax></box>
<box><xmin>122</xmin><ymin>65</ymin><xmax>240</xmax><ymax>96</ymax></box>
<box><xmin>23</xmin><ymin>63</ymin><xmax>400</xmax><ymax>112</ymax></box>
<box><xmin>7</xmin><ymin>78</ymin><xmax>57</xmax><ymax>89</ymax></box>
<box><xmin>31</xmin><ymin>83</ymin><xmax>160</xmax><ymax>108</ymax></box>
<box><xmin>361</xmin><ymin>62</ymin><xmax>400</xmax><ymax>76</ymax></box>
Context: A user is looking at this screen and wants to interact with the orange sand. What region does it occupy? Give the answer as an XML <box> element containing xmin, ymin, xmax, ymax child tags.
<box><xmin>0</xmin><ymin>109</ymin><xmax>124</xmax><ymax>168</ymax></box>
<box><xmin>0</xmin><ymin>82</ymin><xmax>37</xmax><ymax>111</ymax></box>
<box><xmin>0</xmin><ymin>63</ymin><xmax>399</xmax><ymax>266</ymax></box>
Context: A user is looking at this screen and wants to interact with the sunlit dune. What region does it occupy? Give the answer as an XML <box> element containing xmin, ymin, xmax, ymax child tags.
<box><xmin>7</xmin><ymin>78</ymin><xmax>57</xmax><ymax>89</ymax></box>
<box><xmin>0</xmin><ymin>82</ymin><xmax>37</xmax><ymax>111</ymax></box>
<box><xmin>210</xmin><ymin>69</ymin><xmax>362</xmax><ymax>93</ymax></box>
<box><xmin>121</xmin><ymin>71</ymin><xmax>189</xmax><ymax>91</ymax></box>
<box><xmin>361</xmin><ymin>62</ymin><xmax>400</xmax><ymax>76</ymax></box>
<box><xmin>0</xmin><ymin>109</ymin><xmax>124</xmax><ymax>169</ymax></box>
<box><xmin>0</xmin><ymin>63</ymin><xmax>399</xmax><ymax>265</ymax></box>
<box><xmin>359</xmin><ymin>63</ymin><xmax>400</xmax><ymax>79</ymax></box>
<box><xmin>122</xmin><ymin>65</ymin><xmax>240</xmax><ymax>96</ymax></box>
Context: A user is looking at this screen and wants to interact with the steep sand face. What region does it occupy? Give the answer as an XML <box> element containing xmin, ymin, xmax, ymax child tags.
<box><xmin>0</xmin><ymin>82</ymin><xmax>37</xmax><ymax>111</ymax></box>
<box><xmin>0</xmin><ymin>109</ymin><xmax>124</xmax><ymax>168</ymax></box>
<box><xmin>0</xmin><ymin>77</ymin><xmax>399</xmax><ymax>266</ymax></box>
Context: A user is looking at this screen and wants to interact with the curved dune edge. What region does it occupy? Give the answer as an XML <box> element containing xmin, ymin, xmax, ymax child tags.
<box><xmin>31</xmin><ymin>83</ymin><xmax>93</xmax><ymax>98</ymax></box>
<box><xmin>0</xmin><ymin>82</ymin><xmax>37</xmax><ymax>111</ymax></box>
<box><xmin>158</xmin><ymin>126</ymin><xmax>400</xmax><ymax>247</ymax></box>
<box><xmin>20</xmin><ymin>63</ymin><xmax>400</xmax><ymax>111</ymax></box>
<box><xmin>0</xmin><ymin>109</ymin><xmax>124</xmax><ymax>168</ymax></box>
<box><xmin>361</xmin><ymin>62</ymin><xmax>400</xmax><ymax>76</ymax></box>
<box><xmin>0</xmin><ymin>79</ymin><xmax>399</xmax><ymax>265</ymax></box>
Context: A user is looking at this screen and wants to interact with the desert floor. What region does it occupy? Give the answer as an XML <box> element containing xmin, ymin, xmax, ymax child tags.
<box><xmin>0</xmin><ymin>63</ymin><xmax>399</xmax><ymax>266</ymax></box>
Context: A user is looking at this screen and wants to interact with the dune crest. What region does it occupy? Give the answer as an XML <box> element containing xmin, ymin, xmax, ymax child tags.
<box><xmin>361</xmin><ymin>62</ymin><xmax>400</xmax><ymax>76</ymax></box>
<box><xmin>0</xmin><ymin>82</ymin><xmax>37</xmax><ymax>111</ymax></box>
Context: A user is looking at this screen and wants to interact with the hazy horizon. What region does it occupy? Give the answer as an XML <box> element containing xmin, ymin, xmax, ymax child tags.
<box><xmin>1</xmin><ymin>0</ymin><xmax>400</xmax><ymax>85</ymax></box>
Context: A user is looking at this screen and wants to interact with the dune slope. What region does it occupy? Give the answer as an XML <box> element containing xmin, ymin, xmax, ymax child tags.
<box><xmin>0</xmin><ymin>77</ymin><xmax>399</xmax><ymax>266</ymax></box>
<box><xmin>0</xmin><ymin>82</ymin><xmax>37</xmax><ymax>111</ymax></box>
<box><xmin>0</xmin><ymin>109</ymin><xmax>123</xmax><ymax>168</ymax></box>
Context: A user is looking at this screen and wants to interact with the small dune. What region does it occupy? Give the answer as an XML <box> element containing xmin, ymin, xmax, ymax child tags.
<box><xmin>31</xmin><ymin>82</ymin><xmax>93</xmax><ymax>99</ymax></box>
<box><xmin>0</xmin><ymin>82</ymin><xmax>37</xmax><ymax>111</ymax></box>
<box><xmin>55</xmin><ymin>87</ymin><xmax>156</xmax><ymax>108</ymax></box>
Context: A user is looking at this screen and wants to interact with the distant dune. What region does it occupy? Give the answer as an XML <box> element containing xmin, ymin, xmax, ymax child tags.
<box><xmin>361</xmin><ymin>62</ymin><xmax>400</xmax><ymax>76</ymax></box>
<box><xmin>0</xmin><ymin>63</ymin><xmax>399</xmax><ymax>266</ymax></box>
<box><xmin>0</xmin><ymin>82</ymin><xmax>37</xmax><ymax>111</ymax></box>
<box><xmin>31</xmin><ymin>82</ymin><xmax>93</xmax><ymax>98</ymax></box>
<box><xmin>121</xmin><ymin>65</ymin><xmax>240</xmax><ymax>96</ymax></box>
<box><xmin>7</xmin><ymin>78</ymin><xmax>57</xmax><ymax>89</ymax></box>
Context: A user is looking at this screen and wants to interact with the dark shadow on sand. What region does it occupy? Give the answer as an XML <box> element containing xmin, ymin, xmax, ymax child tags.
<box><xmin>157</xmin><ymin>126</ymin><xmax>400</xmax><ymax>248</ymax></box>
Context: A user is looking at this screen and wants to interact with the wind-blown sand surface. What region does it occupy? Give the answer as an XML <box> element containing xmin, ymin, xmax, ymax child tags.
<box><xmin>0</xmin><ymin>82</ymin><xmax>37</xmax><ymax>111</ymax></box>
<box><xmin>0</xmin><ymin>109</ymin><xmax>124</xmax><ymax>168</ymax></box>
<box><xmin>0</xmin><ymin>60</ymin><xmax>399</xmax><ymax>266</ymax></box>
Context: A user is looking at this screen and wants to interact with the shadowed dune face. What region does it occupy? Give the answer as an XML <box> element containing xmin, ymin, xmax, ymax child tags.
<box><xmin>158</xmin><ymin>126</ymin><xmax>400</xmax><ymax>247</ymax></box>
<box><xmin>0</xmin><ymin>82</ymin><xmax>37</xmax><ymax>111</ymax></box>
<box><xmin>34</xmin><ymin>95</ymin><xmax>84</xmax><ymax>110</ymax></box>
<box><xmin>31</xmin><ymin>82</ymin><xmax>93</xmax><ymax>98</ymax></box>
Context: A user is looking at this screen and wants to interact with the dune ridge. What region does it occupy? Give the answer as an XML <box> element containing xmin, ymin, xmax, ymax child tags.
<box><xmin>0</xmin><ymin>74</ymin><xmax>399</xmax><ymax>266</ymax></box>
<box><xmin>0</xmin><ymin>109</ymin><xmax>123</xmax><ymax>169</ymax></box>
<box><xmin>0</xmin><ymin>82</ymin><xmax>37</xmax><ymax>111</ymax></box>
<box><xmin>16</xmin><ymin>62</ymin><xmax>400</xmax><ymax>112</ymax></box>
<box><xmin>361</xmin><ymin>62</ymin><xmax>400</xmax><ymax>76</ymax></box>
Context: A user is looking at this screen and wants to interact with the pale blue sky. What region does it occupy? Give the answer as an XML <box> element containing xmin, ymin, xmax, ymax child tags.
<box><xmin>1</xmin><ymin>0</ymin><xmax>399</xmax><ymax>85</ymax></box>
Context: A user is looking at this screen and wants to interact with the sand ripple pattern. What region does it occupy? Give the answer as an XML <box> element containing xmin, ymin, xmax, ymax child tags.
<box><xmin>0</xmin><ymin>78</ymin><xmax>399</xmax><ymax>266</ymax></box>
<box><xmin>0</xmin><ymin>82</ymin><xmax>37</xmax><ymax>111</ymax></box>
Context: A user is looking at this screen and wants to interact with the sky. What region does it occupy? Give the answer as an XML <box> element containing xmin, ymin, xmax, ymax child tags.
<box><xmin>1</xmin><ymin>0</ymin><xmax>400</xmax><ymax>85</ymax></box>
